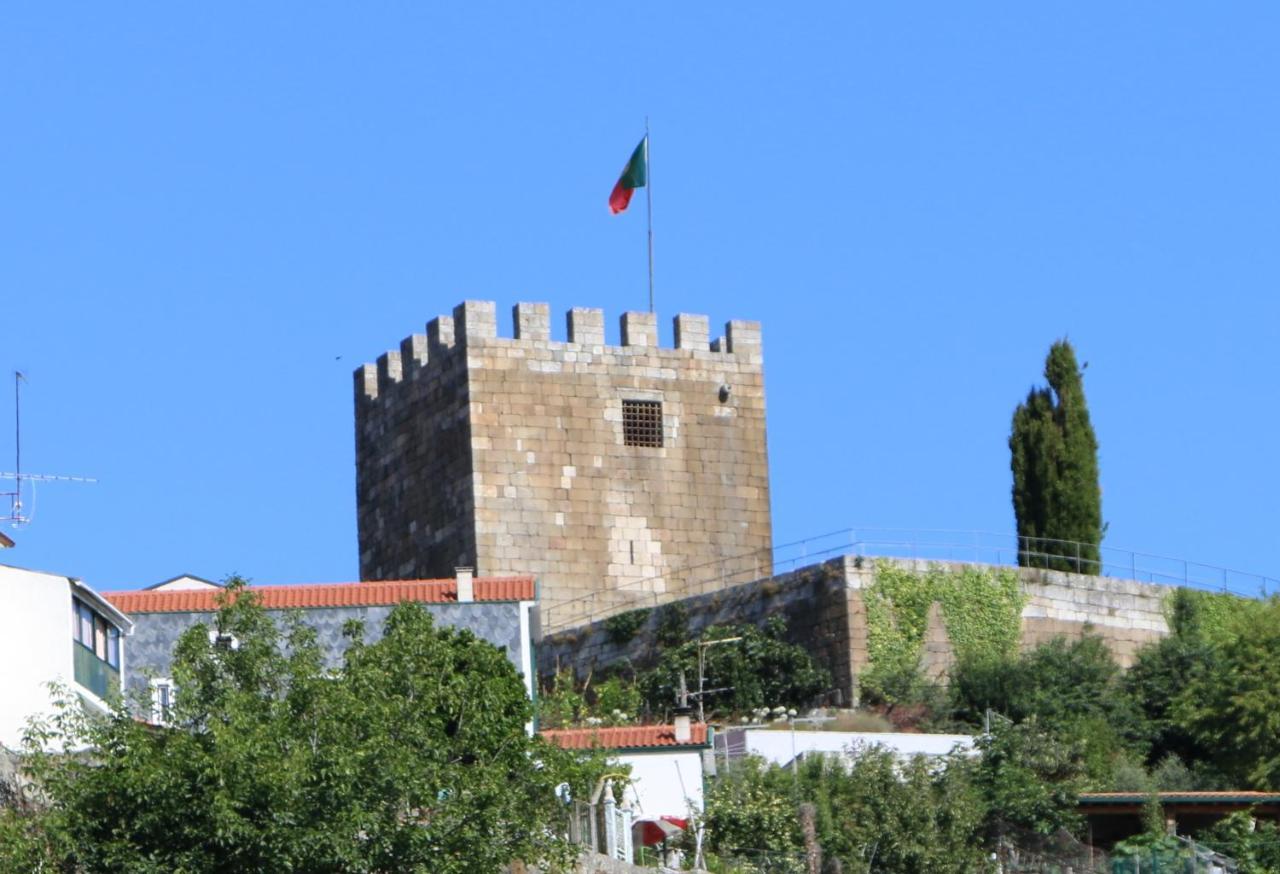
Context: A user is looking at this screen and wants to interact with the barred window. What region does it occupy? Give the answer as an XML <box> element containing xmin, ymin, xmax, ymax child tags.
<box><xmin>622</xmin><ymin>400</ymin><xmax>663</xmax><ymax>448</ymax></box>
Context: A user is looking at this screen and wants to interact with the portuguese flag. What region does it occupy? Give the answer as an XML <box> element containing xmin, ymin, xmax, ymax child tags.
<box><xmin>608</xmin><ymin>136</ymin><xmax>648</xmax><ymax>214</ymax></box>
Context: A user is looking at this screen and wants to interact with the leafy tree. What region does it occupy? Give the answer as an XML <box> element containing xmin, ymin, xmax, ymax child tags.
<box><xmin>0</xmin><ymin>766</ymin><xmax>68</xmax><ymax>873</ymax></box>
<box><xmin>951</xmin><ymin>637</ymin><xmax>1142</xmax><ymax>780</ymax></box>
<box><xmin>1009</xmin><ymin>339</ymin><xmax>1105</xmax><ymax>574</ymax></box>
<box><xmin>972</xmin><ymin>717</ymin><xmax>1087</xmax><ymax>838</ymax></box>
<box><xmin>15</xmin><ymin>580</ymin><xmax>595</xmax><ymax>873</ymax></box>
<box><xmin>1122</xmin><ymin>589</ymin><xmax>1221</xmax><ymax>771</ymax></box>
<box><xmin>1196</xmin><ymin>811</ymin><xmax>1280</xmax><ymax>874</ymax></box>
<box><xmin>1173</xmin><ymin>598</ymin><xmax>1280</xmax><ymax>789</ymax></box>
<box><xmin>704</xmin><ymin>751</ymin><xmax>991</xmax><ymax>874</ymax></box>
<box><xmin>638</xmin><ymin>617</ymin><xmax>830</xmax><ymax>720</ymax></box>
<box><xmin>803</xmin><ymin>750</ymin><xmax>990</xmax><ymax>874</ymax></box>
<box><xmin>702</xmin><ymin>756</ymin><xmax>803</xmax><ymax>864</ymax></box>
<box><xmin>537</xmin><ymin>668</ymin><xmax>588</xmax><ymax>728</ymax></box>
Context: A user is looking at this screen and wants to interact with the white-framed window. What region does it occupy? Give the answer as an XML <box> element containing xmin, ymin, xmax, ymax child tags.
<box><xmin>150</xmin><ymin>678</ymin><xmax>176</xmax><ymax>725</ymax></box>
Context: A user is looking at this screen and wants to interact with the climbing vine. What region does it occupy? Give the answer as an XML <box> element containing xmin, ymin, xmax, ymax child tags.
<box><xmin>862</xmin><ymin>560</ymin><xmax>1026</xmax><ymax>701</ymax></box>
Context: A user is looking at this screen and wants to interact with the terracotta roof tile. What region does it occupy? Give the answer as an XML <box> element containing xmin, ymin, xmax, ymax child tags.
<box><xmin>103</xmin><ymin>577</ymin><xmax>535</xmax><ymax>614</ymax></box>
<box><xmin>540</xmin><ymin>724</ymin><xmax>709</xmax><ymax>750</ymax></box>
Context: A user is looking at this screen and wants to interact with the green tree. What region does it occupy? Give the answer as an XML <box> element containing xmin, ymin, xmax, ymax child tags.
<box><xmin>1009</xmin><ymin>339</ymin><xmax>1105</xmax><ymax>574</ymax></box>
<box><xmin>950</xmin><ymin>637</ymin><xmax>1143</xmax><ymax>781</ymax></box>
<box><xmin>704</xmin><ymin>751</ymin><xmax>991</xmax><ymax>874</ymax></box>
<box><xmin>638</xmin><ymin>617</ymin><xmax>830</xmax><ymax>721</ymax></box>
<box><xmin>1196</xmin><ymin>810</ymin><xmax>1280</xmax><ymax>874</ymax></box>
<box><xmin>14</xmin><ymin>580</ymin><xmax>595</xmax><ymax>873</ymax></box>
<box><xmin>1122</xmin><ymin>590</ymin><xmax>1221</xmax><ymax>773</ymax></box>
<box><xmin>1173</xmin><ymin>598</ymin><xmax>1280</xmax><ymax>789</ymax></box>
<box><xmin>804</xmin><ymin>750</ymin><xmax>990</xmax><ymax>874</ymax></box>
<box><xmin>972</xmin><ymin>717</ymin><xmax>1087</xmax><ymax>838</ymax></box>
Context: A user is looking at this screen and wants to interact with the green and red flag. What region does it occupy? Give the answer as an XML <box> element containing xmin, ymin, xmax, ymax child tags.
<box><xmin>608</xmin><ymin>136</ymin><xmax>648</xmax><ymax>214</ymax></box>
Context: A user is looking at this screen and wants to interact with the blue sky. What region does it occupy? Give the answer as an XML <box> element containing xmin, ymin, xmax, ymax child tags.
<box><xmin>3</xmin><ymin>4</ymin><xmax>1278</xmax><ymax>591</ymax></box>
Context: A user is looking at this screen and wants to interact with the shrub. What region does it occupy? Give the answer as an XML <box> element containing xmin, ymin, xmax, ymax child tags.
<box><xmin>603</xmin><ymin>608</ymin><xmax>649</xmax><ymax>647</ymax></box>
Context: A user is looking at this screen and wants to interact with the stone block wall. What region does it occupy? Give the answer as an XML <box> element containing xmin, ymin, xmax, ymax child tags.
<box><xmin>539</xmin><ymin>556</ymin><xmax>1181</xmax><ymax>706</ymax></box>
<box><xmin>356</xmin><ymin>301</ymin><xmax>773</xmax><ymax>625</ymax></box>
<box><xmin>865</xmin><ymin>558</ymin><xmax>1173</xmax><ymax>667</ymax></box>
<box><xmin>538</xmin><ymin>557</ymin><xmax>860</xmax><ymax>704</ymax></box>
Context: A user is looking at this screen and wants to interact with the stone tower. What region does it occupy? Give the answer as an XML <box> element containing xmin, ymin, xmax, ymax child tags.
<box><xmin>354</xmin><ymin>300</ymin><xmax>772</xmax><ymax>625</ymax></box>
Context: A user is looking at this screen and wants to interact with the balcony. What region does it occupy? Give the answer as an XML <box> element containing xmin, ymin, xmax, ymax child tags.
<box><xmin>73</xmin><ymin>644</ymin><xmax>119</xmax><ymax>701</ymax></box>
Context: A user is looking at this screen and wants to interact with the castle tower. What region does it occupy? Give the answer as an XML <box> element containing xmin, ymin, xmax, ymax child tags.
<box><xmin>354</xmin><ymin>301</ymin><xmax>772</xmax><ymax>625</ymax></box>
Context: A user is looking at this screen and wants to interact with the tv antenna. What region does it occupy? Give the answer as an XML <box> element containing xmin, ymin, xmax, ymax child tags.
<box><xmin>1</xmin><ymin>371</ymin><xmax>97</xmax><ymax>527</ymax></box>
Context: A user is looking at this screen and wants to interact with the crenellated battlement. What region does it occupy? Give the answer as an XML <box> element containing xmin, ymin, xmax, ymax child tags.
<box><xmin>354</xmin><ymin>300</ymin><xmax>763</xmax><ymax>402</ymax></box>
<box><xmin>354</xmin><ymin>298</ymin><xmax>772</xmax><ymax>619</ymax></box>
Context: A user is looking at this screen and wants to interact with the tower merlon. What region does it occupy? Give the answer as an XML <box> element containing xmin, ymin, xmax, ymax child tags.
<box><xmin>567</xmin><ymin>307</ymin><xmax>605</xmax><ymax>346</ymax></box>
<box><xmin>400</xmin><ymin>334</ymin><xmax>428</xmax><ymax>375</ymax></box>
<box><xmin>513</xmin><ymin>302</ymin><xmax>551</xmax><ymax>341</ymax></box>
<box><xmin>427</xmin><ymin>315</ymin><xmax>456</xmax><ymax>357</ymax></box>
<box><xmin>354</xmin><ymin>363</ymin><xmax>379</xmax><ymax>401</ymax></box>
<box><xmin>376</xmin><ymin>350</ymin><xmax>403</xmax><ymax>393</ymax></box>
<box><xmin>453</xmin><ymin>300</ymin><xmax>498</xmax><ymax>345</ymax></box>
<box><xmin>621</xmin><ymin>311</ymin><xmax>658</xmax><ymax>347</ymax></box>
<box><xmin>726</xmin><ymin>320</ymin><xmax>763</xmax><ymax>361</ymax></box>
<box><xmin>674</xmin><ymin>313</ymin><xmax>710</xmax><ymax>350</ymax></box>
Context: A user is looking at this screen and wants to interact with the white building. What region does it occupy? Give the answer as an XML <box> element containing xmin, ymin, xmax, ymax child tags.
<box><xmin>715</xmin><ymin>726</ymin><xmax>974</xmax><ymax>768</ymax></box>
<box><xmin>0</xmin><ymin>563</ymin><xmax>133</xmax><ymax>750</ymax></box>
<box><xmin>540</xmin><ymin>723</ymin><xmax>712</xmax><ymax>822</ymax></box>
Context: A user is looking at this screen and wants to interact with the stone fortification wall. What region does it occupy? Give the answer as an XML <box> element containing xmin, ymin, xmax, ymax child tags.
<box><xmin>538</xmin><ymin>558</ymin><xmax>860</xmax><ymax>702</ymax></box>
<box><xmin>356</xmin><ymin>301</ymin><xmax>772</xmax><ymax>624</ymax></box>
<box><xmin>355</xmin><ymin>310</ymin><xmax>475</xmax><ymax>580</ymax></box>
<box><xmin>538</xmin><ymin>556</ymin><xmax>1176</xmax><ymax>704</ymax></box>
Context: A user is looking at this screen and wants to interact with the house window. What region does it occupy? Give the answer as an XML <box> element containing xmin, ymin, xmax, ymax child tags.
<box><xmin>150</xmin><ymin>679</ymin><xmax>176</xmax><ymax>725</ymax></box>
<box><xmin>73</xmin><ymin>598</ymin><xmax>120</xmax><ymax>668</ymax></box>
<box><xmin>72</xmin><ymin>597</ymin><xmax>121</xmax><ymax>699</ymax></box>
<box><xmin>622</xmin><ymin>399</ymin><xmax>663</xmax><ymax>448</ymax></box>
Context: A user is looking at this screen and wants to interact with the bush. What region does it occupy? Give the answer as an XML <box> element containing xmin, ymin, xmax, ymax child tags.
<box><xmin>639</xmin><ymin>617</ymin><xmax>830</xmax><ymax>720</ymax></box>
<box><xmin>950</xmin><ymin>637</ymin><xmax>1143</xmax><ymax>776</ymax></box>
<box><xmin>705</xmin><ymin>750</ymin><xmax>992</xmax><ymax>873</ymax></box>
<box><xmin>603</xmin><ymin>608</ymin><xmax>649</xmax><ymax>647</ymax></box>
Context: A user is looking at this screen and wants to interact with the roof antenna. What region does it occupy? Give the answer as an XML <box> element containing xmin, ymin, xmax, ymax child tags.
<box><xmin>0</xmin><ymin>371</ymin><xmax>97</xmax><ymax>527</ymax></box>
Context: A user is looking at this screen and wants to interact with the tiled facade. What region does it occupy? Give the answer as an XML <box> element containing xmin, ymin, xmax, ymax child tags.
<box><xmin>105</xmin><ymin>580</ymin><xmax>535</xmax><ymax>705</ymax></box>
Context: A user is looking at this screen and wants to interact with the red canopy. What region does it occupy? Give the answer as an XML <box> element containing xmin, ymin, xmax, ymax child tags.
<box><xmin>633</xmin><ymin>816</ymin><xmax>688</xmax><ymax>847</ymax></box>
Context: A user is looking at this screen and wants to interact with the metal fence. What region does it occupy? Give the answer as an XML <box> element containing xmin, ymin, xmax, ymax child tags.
<box><xmin>566</xmin><ymin>796</ymin><xmax>634</xmax><ymax>864</ymax></box>
<box><xmin>540</xmin><ymin>527</ymin><xmax>1279</xmax><ymax>634</ymax></box>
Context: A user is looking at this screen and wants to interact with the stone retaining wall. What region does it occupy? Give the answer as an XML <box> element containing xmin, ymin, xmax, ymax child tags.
<box><xmin>538</xmin><ymin>555</ymin><xmax>1180</xmax><ymax>703</ymax></box>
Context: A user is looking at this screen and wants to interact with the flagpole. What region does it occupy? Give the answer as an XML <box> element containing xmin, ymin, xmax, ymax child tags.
<box><xmin>645</xmin><ymin>117</ymin><xmax>654</xmax><ymax>314</ymax></box>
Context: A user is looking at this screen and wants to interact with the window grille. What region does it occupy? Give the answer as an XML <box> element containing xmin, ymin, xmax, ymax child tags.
<box><xmin>622</xmin><ymin>400</ymin><xmax>663</xmax><ymax>448</ymax></box>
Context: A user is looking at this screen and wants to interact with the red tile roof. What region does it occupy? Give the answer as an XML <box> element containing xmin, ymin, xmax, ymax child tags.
<box><xmin>540</xmin><ymin>724</ymin><xmax>710</xmax><ymax>750</ymax></box>
<box><xmin>103</xmin><ymin>577</ymin><xmax>535</xmax><ymax>614</ymax></box>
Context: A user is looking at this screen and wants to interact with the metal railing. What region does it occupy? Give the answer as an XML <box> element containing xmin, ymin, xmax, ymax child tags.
<box><xmin>539</xmin><ymin>526</ymin><xmax>1279</xmax><ymax>635</ymax></box>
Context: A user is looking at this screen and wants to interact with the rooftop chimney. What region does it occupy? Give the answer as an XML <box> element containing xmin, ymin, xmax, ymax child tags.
<box><xmin>456</xmin><ymin>567</ymin><xmax>474</xmax><ymax>603</ymax></box>
<box><xmin>673</xmin><ymin>707</ymin><xmax>693</xmax><ymax>745</ymax></box>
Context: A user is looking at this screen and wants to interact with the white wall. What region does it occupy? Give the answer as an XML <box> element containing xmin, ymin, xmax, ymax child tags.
<box><xmin>720</xmin><ymin>728</ymin><xmax>974</xmax><ymax>767</ymax></box>
<box><xmin>148</xmin><ymin>576</ymin><xmax>219</xmax><ymax>591</ymax></box>
<box><xmin>0</xmin><ymin>565</ymin><xmax>74</xmax><ymax>750</ymax></box>
<box><xmin>618</xmin><ymin>749</ymin><xmax>705</xmax><ymax>821</ymax></box>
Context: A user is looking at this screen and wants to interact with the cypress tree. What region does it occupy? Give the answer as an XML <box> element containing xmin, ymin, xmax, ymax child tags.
<box><xmin>1009</xmin><ymin>340</ymin><xmax>1104</xmax><ymax>573</ymax></box>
